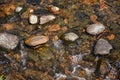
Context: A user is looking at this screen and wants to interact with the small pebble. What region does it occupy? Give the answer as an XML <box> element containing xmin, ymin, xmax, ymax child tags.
<box><xmin>94</xmin><ymin>39</ymin><xmax>113</xmax><ymax>55</ymax></box>
<box><xmin>64</xmin><ymin>32</ymin><xmax>79</xmax><ymax>42</ymax></box>
<box><xmin>49</xmin><ymin>5</ymin><xmax>60</xmax><ymax>13</ymax></box>
<box><xmin>0</xmin><ymin>33</ymin><xmax>19</xmax><ymax>50</ymax></box>
<box><xmin>29</xmin><ymin>14</ymin><xmax>38</xmax><ymax>24</ymax></box>
<box><xmin>40</xmin><ymin>15</ymin><xmax>56</xmax><ymax>24</ymax></box>
<box><xmin>15</xmin><ymin>6</ymin><xmax>23</xmax><ymax>12</ymax></box>
<box><xmin>86</xmin><ymin>23</ymin><xmax>105</xmax><ymax>35</ymax></box>
<box><xmin>25</xmin><ymin>35</ymin><xmax>49</xmax><ymax>46</ymax></box>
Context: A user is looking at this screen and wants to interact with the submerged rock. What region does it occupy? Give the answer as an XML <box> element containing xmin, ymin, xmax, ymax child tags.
<box><xmin>0</xmin><ymin>33</ymin><xmax>19</xmax><ymax>50</ymax></box>
<box><xmin>94</xmin><ymin>39</ymin><xmax>113</xmax><ymax>55</ymax></box>
<box><xmin>63</xmin><ymin>32</ymin><xmax>79</xmax><ymax>42</ymax></box>
<box><xmin>49</xmin><ymin>5</ymin><xmax>60</xmax><ymax>13</ymax></box>
<box><xmin>86</xmin><ymin>23</ymin><xmax>105</xmax><ymax>35</ymax></box>
<box><xmin>29</xmin><ymin>14</ymin><xmax>38</xmax><ymax>24</ymax></box>
<box><xmin>15</xmin><ymin>6</ymin><xmax>23</xmax><ymax>12</ymax></box>
<box><xmin>25</xmin><ymin>35</ymin><xmax>49</xmax><ymax>46</ymax></box>
<box><xmin>40</xmin><ymin>15</ymin><xmax>56</xmax><ymax>24</ymax></box>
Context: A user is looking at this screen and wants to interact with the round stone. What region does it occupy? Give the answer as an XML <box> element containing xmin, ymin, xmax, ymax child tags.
<box><xmin>29</xmin><ymin>14</ymin><xmax>38</xmax><ymax>24</ymax></box>
<box><xmin>0</xmin><ymin>33</ymin><xmax>19</xmax><ymax>50</ymax></box>
<box><xmin>86</xmin><ymin>23</ymin><xmax>105</xmax><ymax>35</ymax></box>
<box><xmin>64</xmin><ymin>32</ymin><xmax>79</xmax><ymax>42</ymax></box>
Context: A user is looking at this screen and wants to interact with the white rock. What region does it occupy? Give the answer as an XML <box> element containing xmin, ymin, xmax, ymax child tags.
<box><xmin>40</xmin><ymin>15</ymin><xmax>56</xmax><ymax>24</ymax></box>
<box><xmin>94</xmin><ymin>39</ymin><xmax>113</xmax><ymax>55</ymax></box>
<box><xmin>0</xmin><ymin>33</ymin><xmax>19</xmax><ymax>50</ymax></box>
<box><xmin>29</xmin><ymin>15</ymin><xmax>38</xmax><ymax>24</ymax></box>
<box><xmin>86</xmin><ymin>23</ymin><xmax>105</xmax><ymax>35</ymax></box>
<box><xmin>15</xmin><ymin>7</ymin><xmax>23</xmax><ymax>12</ymax></box>
<box><xmin>64</xmin><ymin>32</ymin><xmax>79</xmax><ymax>41</ymax></box>
<box><xmin>50</xmin><ymin>6</ymin><xmax>60</xmax><ymax>13</ymax></box>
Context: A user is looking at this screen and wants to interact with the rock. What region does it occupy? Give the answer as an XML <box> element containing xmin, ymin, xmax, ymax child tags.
<box><xmin>29</xmin><ymin>14</ymin><xmax>38</xmax><ymax>24</ymax></box>
<box><xmin>15</xmin><ymin>6</ymin><xmax>23</xmax><ymax>12</ymax></box>
<box><xmin>86</xmin><ymin>23</ymin><xmax>105</xmax><ymax>35</ymax></box>
<box><xmin>48</xmin><ymin>24</ymin><xmax>60</xmax><ymax>32</ymax></box>
<box><xmin>0</xmin><ymin>33</ymin><xmax>19</xmax><ymax>50</ymax></box>
<box><xmin>40</xmin><ymin>15</ymin><xmax>56</xmax><ymax>24</ymax></box>
<box><xmin>94</xmin><ymin>39</ymin><xmax>113</xmax><ymax>55</ymax></box>
<box><xmin>25</xmin><ymin>35</ymin><xmax>49</xmax><ymax>46</ymax></box>
<box><xmin>49</xmin><ymin>5</ymin><xmax>60</xmax><ymax>13</ymax></box>
<box><xmin>63</xmin><ymin>32</ymin><xmax>79</xmax><ymax>42</ymax></box>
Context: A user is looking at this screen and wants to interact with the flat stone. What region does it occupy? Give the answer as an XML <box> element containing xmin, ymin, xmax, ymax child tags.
<box><xmin>25</xmin><ymin>35</ymin><xmax>49</xmax><ymax>46</ymax></box>
<box><xmin>86</xmin><ymin>23</ymin><xmax>105</xmax><ymax>35</ymax></box>
<box><xmin>40</xmin><ymin>15</ymin><xmax>56</xmax><ymax>24</ymax></box>
<box><xmin>0</xmin><ymin>33</ymin><xmax>19</xmax><ymax>50</ymax></box>
<box><xmin>29</xmin><ymin>14</ymin><xmax>38</xmax><ymax>24</ymax></box>
<box><xmin>64</xmin><ymin>32</ymin><xmax>79</xmax><ymax>42</ymax></box>
<box><xmin>94</xmin><ymin>39</ymin><xmax>113</xmax><ymax>55</ymax></box>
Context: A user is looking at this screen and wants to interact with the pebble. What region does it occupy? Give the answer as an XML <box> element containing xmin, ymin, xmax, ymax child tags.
<box><xmin>86</xmin><ymin>23</ymin><xmax>105</xmax><ymax>35</ymax></box>
<box><xmin>49</xmin><ymin>5</ymin><xmax>60</xmax><ymax>13</ymax></box>
<box><xmin>15</xmin><ymin>6</ymin><xmax>23</xmax><ymax>12</ymax></box>
<box><xmin>29</xmin><ymin>14</ymin><xmax>38</xmax><ymax>24</ymax></box>
<box><xmin>94</xmin><ymin>39</ymin><xmax>113</xmax><ymax>55</ymax></box>
<box><xmin>63</xmin><ymin>32</ymin><xmax>79</xmax><ymax>42</ymax></box>
<box><xmin>40</xmin><ymin>15</ymin><xmax>56</xmax><ymax>24</ymax></box>
<box><xmin>0</xmin><ymin>33</ymin><xmax>19</xmax><ymax>50</ymax></box>
<box><xmin>25</xmin><ymin>35</ymin><xmax>49</xmax><ymax>46</ymax></box>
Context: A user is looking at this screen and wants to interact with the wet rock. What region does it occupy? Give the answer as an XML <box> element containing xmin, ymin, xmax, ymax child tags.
<box><xmin>25</xmin><ymin>35</ymin><xmax>49</xmax><ymax>46</ymax></box>
<box><xmin>86</xmin><ymin>23</ymin><xmax>105</xmax><ymax>35</ymax></box>
<box><xmin>63</xmin><ymin>32</ymin><xmax>79</xmax><ymax>42</ymax></box>
<box><xmin>40</xmin><ymin>15</ymin><xmax>56</xmax><ymax>24</ymax></box>
<box><xmin>15</xmin><ymin>6</ymin><xmax>23</xmax><ymax>12</ymax></box>
<box><xmin>0</xmin><ymin>33</ymin><xmax>19</xmax><ymax>50</ymax></box>
<box><xmin>29</xmin><ymin>14</ymin><xmax>38</xmax><ymax>24</ymax></box>
<box><xmin>49</xmin><ymin>5</ymin><xmax>60</xmax><ymax>13</ymax></box>
<box><xmin>48</xmin><ymin>24</ymin><xmax>60</xmax><ymax>32</ymax></box>
<box><xmin>94</xmin><ymin>39</ymin><xmax>113</xmax><ymax>55</ymax></box>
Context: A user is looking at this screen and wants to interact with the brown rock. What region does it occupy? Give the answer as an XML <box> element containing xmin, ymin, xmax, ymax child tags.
<box><xmin>48</xmin><ymin>24</ymin><xmax>60</xmax><ymax>32</ymax></box>
<box><xmin>25</xmin><ymin>35</ymin><xmax>49</xmax><ymax>46</ymax></box>
<box><xmin>3</xmin><ymin>23</ymin><xmax>14</xmax><ymax>30</ymax></box>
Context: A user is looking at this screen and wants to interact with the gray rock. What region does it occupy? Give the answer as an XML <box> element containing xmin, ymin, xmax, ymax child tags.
<box><xmin>40</xmin><ymin>15</ymin><xmax>56</xmax><ymax>24</ymax></box>
<box><xmin>0</xmin><ymin>33</ymin><xmax>19</xmax><ymax>50</ymax></box>
<box><xmin>29</xmin><ymin>14</ymin><xmax>38</xmax><ymax>24</ymax></box>
<box><xmin>64</xmin><ymin>32</ymin><xmax>79</xmax><ymax>42</ymax></box>
<box><xmin>94</xmin><ymin>39</ymin><xmax>112</xmax><ymax>55</ymax></box>
<box><xmin>86</xmin><ymin>23</ymin><xmax>105</xmax><ymax>35</ymax></box>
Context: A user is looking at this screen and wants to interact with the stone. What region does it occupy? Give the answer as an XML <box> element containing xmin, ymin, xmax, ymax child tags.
<box><xmin>64</xmin><ymin>32</ymin><xmax>79</xmax><ymax>42</ymax></box>
<box><xmin>15</xmin><ymin>6</ymin><xmax>23</xmax><ymax>12</ymax></box>
<box><xmin>0</xmin><ymin>33</ymin><xmax>19</xmax><ymax>50</ymax></box>
<box><xmin>48</xmin><ymin>24</ymin><xmax>60</xmax><ymax>32</ymax></box>
<box><xmin>40</xmin><ymin>15</ymin><xmax>56</xmax><ymax>24</ymax></box>
<box><xmin>86</xmin><ymin>23</ymin><xmax>105</xmax><ymax>35</ymax></box>
<box><xmin>49</xmin><ymin>5</ymin><xmax>60</xmax><ymax>13</ymax></box>
<box><xmin>94</xmin><ymin>39</ymin><xmax>113</xmax><ymax>55</ymax></box>
<box><xmin>29</xmin><ymin>14</ymin><xmax>38</xmax><ymax>24</ymax></box>
<box><xmin>25</xmin><ymin>35</ymin><xmax>49</xmax><ymax>46</ymax></box>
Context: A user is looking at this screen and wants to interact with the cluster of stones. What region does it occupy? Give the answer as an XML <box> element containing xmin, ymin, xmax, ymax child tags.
<box><xmin>0</xmin><ymin>6</ymin><xmax>112</xmax><ymax>56</ymax></box>
<box><xmin>29</xmin><ymin>14</ymin><xmax>56</xmax><ymax>25</ymax></box>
